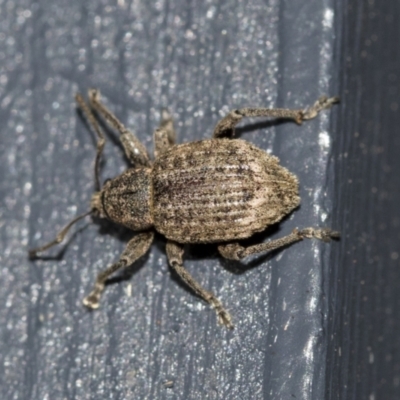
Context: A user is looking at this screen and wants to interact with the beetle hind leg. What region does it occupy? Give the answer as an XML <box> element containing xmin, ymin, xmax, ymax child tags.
<box><xmin>301</xmin><ymin>96</ymin><xmax>340</xmax><ymax>120</ymax></box>
<box><xmin>218</xmin><ymin>227</ymin><xmax>340</xmax><ymax>260</ymax></box>
<box><xmin>166</xmin><ymin>241</ymin><xmax>234</xmax><ymax>329</ymax></box>
<box><xmin>212</xmin><ymin>96</ymin><xmax>339</xmax><ymax>138</ymax></box>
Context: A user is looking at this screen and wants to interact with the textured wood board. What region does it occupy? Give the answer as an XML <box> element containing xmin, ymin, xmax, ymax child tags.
<box><xmin>0</xmin><ymin>1</ymin><xmax>338</xmax><ymax>399</ymax></box>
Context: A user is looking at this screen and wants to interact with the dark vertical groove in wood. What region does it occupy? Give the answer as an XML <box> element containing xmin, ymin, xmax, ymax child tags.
<box><xmin>327</xmin><ymin>0</ymin><xmax>400</xmax><ymax>398</ymax></box>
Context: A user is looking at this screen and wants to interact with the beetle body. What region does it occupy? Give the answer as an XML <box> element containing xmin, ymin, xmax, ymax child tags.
<box><xmin>94</xmin><ymin>138</ymin><xmax>300</xmax><ymax>244</ymax></box>
<box><xmin>152</xmin><ymin>138</ymin><xmax>299</xmax><ymax>243</ymax></box>
<box><xmin>30</xmin><ymin>90</ymin><xmax>339</xmax><ymax>328</ymax></box>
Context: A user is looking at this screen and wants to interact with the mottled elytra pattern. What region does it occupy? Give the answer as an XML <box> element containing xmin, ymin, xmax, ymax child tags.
<box><xmin>152</xmin><ymin>139</ymin><xmax>300</xmax><ymax>243</ymax></box>
<box><xmin>29</xmin><ymin>90</ymin><xmax>339</xmax><ymax>328</ymax></box>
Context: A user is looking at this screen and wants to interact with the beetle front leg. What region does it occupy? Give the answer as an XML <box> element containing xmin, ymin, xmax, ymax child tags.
<box><xmin>166</xmin><ymin>241</ymin><xmax>234</xmax><ymax>329</ymax></box>
<box><xmin>75</xmin><ymin>93</ymin><xmax>106</xmax><ymax>191</ymax></box>
<box><xmin>154</xmin><ymin>109</ymin><xmax>176</xmax><ymax>158</ymax></box>
<box><xmin>212</xmin><ymin>96</ymin><xmax>339</xmax><ymax>138</ymax></box>
<box><xmin>218</xmin><ymin>227</ymin><xmax>340</xmax><ymax>260</ymax></box>
<box><xmin>88</xmin><ymin>89</ymin><xmax>151</xmax><ymax>167</ymax></box>
<box><xmin>83</xmin><ymin>231</ymin><xmax>154</xmax><ymax>309</ymax></box>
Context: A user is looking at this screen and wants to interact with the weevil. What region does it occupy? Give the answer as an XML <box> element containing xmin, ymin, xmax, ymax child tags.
<box><xmin>29</xmin><ymin>90</ymin><xmax>339</xmax><ymax>329</ymax></box>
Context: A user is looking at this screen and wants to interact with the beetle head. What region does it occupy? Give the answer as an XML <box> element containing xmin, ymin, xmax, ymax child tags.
<box><xmin>91</xmin><ymin>168</ymin><xmax>153</xmax><ymax>231</ymax></box>
<box><xmin>90</xmin><ymin>191</ymin><xmax>103</xmax><ymax>218</ymax></box>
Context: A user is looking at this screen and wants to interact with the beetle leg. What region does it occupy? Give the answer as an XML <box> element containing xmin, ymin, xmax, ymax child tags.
<box><xmin>154</xmin><ymin>109</ymin><xmax>176</xmax><ymax>158</ymax></box>
<box><xmin>88</xmin><ymin>89</ymin><xmax>151</xmax><ymax>167</ymax></box>
<box><xmin>166</xmin><ymin>241</ymin><xmax>234</xmax><ymax>329</ymax></box>
<box><xmin>83</xmin><ymin>231</ymin><xmax>154</xmax><ymax>309</ymax></box>
<box><xmin>75</xmin><ymin>93</ymin><xmax>106</xmax><ymax>191</ymax></box>
<box><xmin>212</xmin><ymin>96</ymin><xmax>339</xmax><ymax>138</ymax></box>
<box><xmin>218</xmin><ymin>227</ymin><xmax>340</xmax><ymax>260</ymax></box>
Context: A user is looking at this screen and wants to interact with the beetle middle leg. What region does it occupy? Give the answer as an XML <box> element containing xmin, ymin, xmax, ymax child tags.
<box><xmin>218</xmin><ymin>227</ymin><xmax>340</xmax><ymax>260</ymax></box>
<box><xmin>88</xmin><ymin>89</ymin><xmax>151</xmax><ymax>167</ymax></box>
<box><xmin>83</xmin><ymin>231</ymin><xmax>154</xmax><ymax>309</ymax></box>
<box><xmin>212</xmin><ymin>96</ymin><xmax>339</xmax><ymax>138</ymax></box>
<box><xmin>154</xmin><ymin>109</ymin><xmax>176</xmax><ymax>158</ymax></box>
<box><xmin>166</xmin><ymin>241</ymin><xmax>234</xmax><ymax>329</ymax></box>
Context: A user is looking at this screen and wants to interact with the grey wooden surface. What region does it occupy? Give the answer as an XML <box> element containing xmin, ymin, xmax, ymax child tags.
<box><xmin>326</xmin><ymin>0</ymin><xmax>400</xmax><ymax>399</ymax></box>
<box><xmin>0</xmin><ymin>1</ymin><xmax>338</xmax><ymax>399</ymax></box>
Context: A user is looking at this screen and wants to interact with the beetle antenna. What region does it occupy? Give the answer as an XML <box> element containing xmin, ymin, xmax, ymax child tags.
<box><xmin>29</xmin><ymin>210</ymin><xmax>92</xmax><ymax>258</ymax></box>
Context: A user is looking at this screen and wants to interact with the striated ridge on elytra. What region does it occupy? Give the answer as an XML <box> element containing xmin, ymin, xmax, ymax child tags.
<box><xmin>152</xmin><ymin>139</ymin><xmax>299</xmax><ymax>243</ymax></box>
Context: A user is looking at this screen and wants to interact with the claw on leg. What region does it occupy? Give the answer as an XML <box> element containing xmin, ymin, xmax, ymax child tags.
<box><xmin>301</xmin><ymin>96</ymin><xmax>340</xmax><ymax>121</ymax></box>
<box><xmin>298</xmin><ymin>227</ymin><xmax>341</xmax><ymax>242</ymax></box>
<box><xmin>209</xmin><ymin>297</ymin><xmax>234</xmax><ymax>329</ymax></box>
<box><xmin>82</xmin><ymin>283</ymin><xmax>105</xmax><ymax>309</ymax></box>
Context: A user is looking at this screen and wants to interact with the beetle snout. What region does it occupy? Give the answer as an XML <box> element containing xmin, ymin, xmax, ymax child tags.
<box><xmin>90</xmin><ymin>191</ymin><xmax>105</xmax><ymax>218</ymax></box>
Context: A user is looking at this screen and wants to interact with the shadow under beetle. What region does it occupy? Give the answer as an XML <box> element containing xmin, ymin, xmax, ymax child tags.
<box><xmin>29</xmin><ymin>90</ymin><xmax>339</xmax><ymax>329</ymax></box>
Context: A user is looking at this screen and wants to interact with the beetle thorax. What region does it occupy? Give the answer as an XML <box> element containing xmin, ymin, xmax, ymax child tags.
<box><xmin>91</xmin><ymin>168</ymin><xmax>153</xmax><ymax>231</ymax></box>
